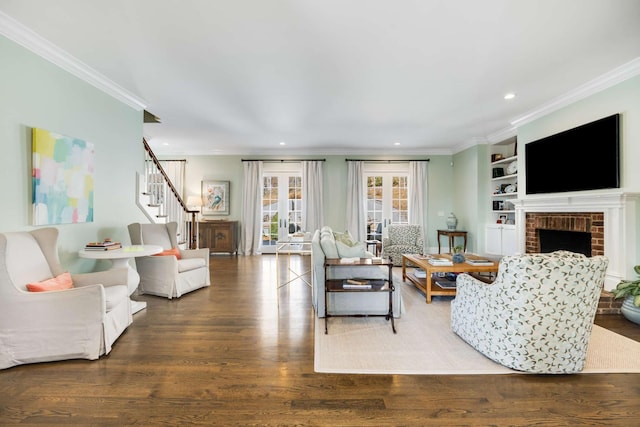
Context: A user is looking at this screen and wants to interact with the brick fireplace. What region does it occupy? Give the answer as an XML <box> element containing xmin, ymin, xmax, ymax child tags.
<box><xmin>524</xmin><ymin>212</ymin><xmax>604</xmax><ymax>256</ymax></box>
<box><xmin>512</xmin><ymin>192</ymin><xmax>638</xmax><ymax>313</ymax></box>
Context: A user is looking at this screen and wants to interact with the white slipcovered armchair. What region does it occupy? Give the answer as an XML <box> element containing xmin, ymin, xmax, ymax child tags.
<box><xmin>0</xmin><ymin>228</ymin><xmax>132</xmax><ymax>370</ymax></box>
<box><xmin>451</xmin><ymin>251</ymin><xmax>608</xmax><ymax>374</ymax></box>
<box><xmin>381</xmin><ymin>224</ymin><xmax>424</xmax><ymax>266</ymax></box>
<box><xmin>128</xmin><ymin>222</ymin><xmax>210</xmax><ymax>299</ymax></box>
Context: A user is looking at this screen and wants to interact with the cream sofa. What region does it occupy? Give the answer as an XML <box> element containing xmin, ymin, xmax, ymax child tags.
<box><xmin>312</xmin><ymin>226</ymin><xmax>402</xmax><ymax>318</ymax></box>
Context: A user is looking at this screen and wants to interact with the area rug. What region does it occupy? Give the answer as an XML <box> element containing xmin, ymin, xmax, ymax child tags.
<box><xmin>314</xmin><ymin>283</ymin><xmax>640</xmax><ymax>375</ymax></box>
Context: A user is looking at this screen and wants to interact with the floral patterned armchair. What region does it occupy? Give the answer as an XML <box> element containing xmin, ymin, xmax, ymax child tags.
<box><xmin>381</xmin><ymin>225</ymin><xmax>423</xmax><ymax>266</ymax></box>
<box><xmin>451</xmin><ymin>251</ymin><xmax>608</xmax><ymax>374</ymax></box>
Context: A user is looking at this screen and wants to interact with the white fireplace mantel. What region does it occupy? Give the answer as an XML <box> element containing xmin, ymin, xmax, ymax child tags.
<box><xmin>511</xmin><ymin>191</ymin><xmax>640</xmax><ymax>290</ymax></box>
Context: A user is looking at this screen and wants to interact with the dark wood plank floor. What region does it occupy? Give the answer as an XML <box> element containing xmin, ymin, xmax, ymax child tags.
<box><xmin>1</xmin><ymin>255</ymin><xmax>640</xmax><ymax>426</ymax></box>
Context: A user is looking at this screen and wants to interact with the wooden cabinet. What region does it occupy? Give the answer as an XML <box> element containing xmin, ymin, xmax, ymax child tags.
<box><xmin>486</xmin><ymin>224</ymin><xmax>516</xmax><ymax>256</ymax></box>
<box><xmin>199</xmin><ymin>221</ymin><xmax>238</xmax><ymax>255</ymax></box>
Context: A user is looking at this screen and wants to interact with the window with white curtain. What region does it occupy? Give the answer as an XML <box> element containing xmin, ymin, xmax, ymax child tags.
<box><xmin>260</xmin><ymin>163</ymin><xmax>302</xmax><ymax>254</ymax></box>
<box><xmin>363</xmin><ymin>163</ymin><xmax>409</xmax><ymax>240</ymax></box>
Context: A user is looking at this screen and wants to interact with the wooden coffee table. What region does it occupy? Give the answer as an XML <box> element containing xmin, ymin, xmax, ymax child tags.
<box><xmin>402</xmin><ymin>253</ymin><xmax>499</xmax><ymax>303</ymax></box>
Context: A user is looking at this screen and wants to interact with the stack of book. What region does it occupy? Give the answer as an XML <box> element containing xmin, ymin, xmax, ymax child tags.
<box><xmin>414</xmin><ymin>268</ymin><xmax>427</xmax><ymax>278</ymax></box>
<box><xmin>434</xmin><ymin>278</ymin><xmax>457</xmax><ymax>289</ymax></box>
<box><xmin>342</xmin><ymin>279</ymin><xmax>385</xmax><ymax>289</ymax></box>
<box><xmin>343</xmin><ymin>279</ymin><xmax>372</xmax><ymax>289</ymax></box>
<box><xmin>465</xmin><ymin>259</ymin><xmax>494</xmax><ymax>266</ymax></box>
<box><xmin>428</xmin><ymin>257</ymin><xmax>453</xmax><ymax>266</ymax></box>
<box><xmin>84</xmin><ymin>240</ymin><xmax>122</xmax><ymax>251</ymax></box>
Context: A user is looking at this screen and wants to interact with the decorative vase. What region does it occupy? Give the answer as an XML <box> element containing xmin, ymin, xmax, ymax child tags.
<box><xmin>446</xmin><ymin>212</ymin><xmax>458</xmax><ymax>230</ymax></box>
<box><xmin>621</xmin><ymin>296</ymin><xmax>640</xmax><ymax>325</ymax></box>
<box><xmin>452</xmin><ymin>253</ymin><xmax>465</xmax><ymax>264</ymax></box>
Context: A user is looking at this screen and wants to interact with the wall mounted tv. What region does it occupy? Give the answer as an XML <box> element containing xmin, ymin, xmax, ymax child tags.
<box><xmin>525</xmin><ymin>113</ymin><xmax>620</xmax><ymax>195</ymax></box>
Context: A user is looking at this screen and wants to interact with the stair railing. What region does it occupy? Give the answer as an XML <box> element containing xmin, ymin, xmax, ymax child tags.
<box><xmin>142</xmin><ymin>138</ymin><xmax>199</xmax><ymax>248</ymax></box>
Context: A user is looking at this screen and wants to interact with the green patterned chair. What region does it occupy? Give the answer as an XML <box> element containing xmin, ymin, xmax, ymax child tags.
<box><xmin>451</xmin><ymin>251</ymin><xmax>608</xmax><ymax>374</ymax></box>
<box><xmin>381</xmin><ymin>224</ymin><xmax>424</xmax><ymax>266</ymax></box>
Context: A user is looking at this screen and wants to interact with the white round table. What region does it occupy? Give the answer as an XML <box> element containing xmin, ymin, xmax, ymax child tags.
<box><xmin>79</xmin><ymin>245</ymin><xmax>163</xmax><ymax>314</ymax></box>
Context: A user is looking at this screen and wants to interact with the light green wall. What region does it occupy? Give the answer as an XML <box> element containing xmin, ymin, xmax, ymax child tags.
<box><xmin>518</xmin><ymin>75</ymin><xmax>640</xmax><ymax>192</ymax></box>
<box><xmin>518</xmin><ymin>74</ymin><xmax>640</xmax><ymax>273</ymax></box>
<box><xmin>451</xmin><ymin>144</ymin><xmax>489</xmax><ymax>253</ymax></box>
<box><xmin>0</xmin><ymin>35</ymin><xmax>146</xmax><ymax>272</ymax></box>
<box><xmin>178</xmin><ymin>154</ymin><xmax>456</xmax><ymax>248</ymax></box>
<box><xmin>8</xmin><ymin>29</ymin><xmax>635</xmax><ymax>266</ymax></box>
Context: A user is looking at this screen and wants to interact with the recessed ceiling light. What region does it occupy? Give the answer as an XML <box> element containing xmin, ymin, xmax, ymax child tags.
<box><xmin>279</xmin><ymin>141</ymin><xmax>286</xmax><ymax>146</ymax></box>
<box><xmin>162</xmin><ymin>142</ymin><xmax>169</xmax><ymax>146</ymax></box>
<box><xmin>504</xmin><ymin>93</ymin><xmax>516</xmax><ymax>100</ymax></box>
<box><xmin>394</xmin><ymin>141</ymin><xmax>401</xmax><ymax>146</ymax></box>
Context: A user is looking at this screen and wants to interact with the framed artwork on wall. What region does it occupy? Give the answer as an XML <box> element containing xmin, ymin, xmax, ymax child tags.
<box><xmin>32</xmin><ymin>128</ymin><xmax>94</xmax><ymax>225</ymax></box>
<box><xmin>202</xmin><ymin>180</ymin><xmax>229</xmax><ymax>216</ymax></box>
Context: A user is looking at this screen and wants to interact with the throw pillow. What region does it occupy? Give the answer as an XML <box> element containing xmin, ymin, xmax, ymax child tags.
<box><xmin>26</xmin><ymin>272</ymin><xmax>74</xmax><ymax>292</ymax></box>
<box><xmin>153</xmin><ymin>247</ymin><xmax>182</xmax><ymax>259</ymax></box>
<box><xmin>333</xmin><ymin>231</ymin><xmax>357</xmax><ymax>247</ymax></box>
<box><xmin>320</xmin><ymin>233</ymin><xmax>339</xmax><ymax>259</ymax></box>
<box><xmin>336</xmin><ymin>240</ymin><xmax>366</xmax><ymax>258</ymax></box>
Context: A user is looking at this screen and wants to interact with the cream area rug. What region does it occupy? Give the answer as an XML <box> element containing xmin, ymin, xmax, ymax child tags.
<box><xmin>314</xmin><ymin>283</ymin><xmax>640</xmax><ymax>375</ymax></box>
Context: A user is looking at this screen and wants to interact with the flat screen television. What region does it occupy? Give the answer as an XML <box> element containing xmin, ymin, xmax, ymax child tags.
<box><xmin>525</xmin><ymin>113</ymin><xmax>620</xmax><ymax>195</ymax></box>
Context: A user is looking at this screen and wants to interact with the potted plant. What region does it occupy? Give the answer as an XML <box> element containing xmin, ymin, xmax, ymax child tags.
<box><xmin>452</xmin><ymin>245</ymin><xmax>465</xmax><ymax>264</ymax></box>
<box><xmin>613</xmin><ymin>265</ymin><xmax>640</xmax><ymax>325</ymax></box>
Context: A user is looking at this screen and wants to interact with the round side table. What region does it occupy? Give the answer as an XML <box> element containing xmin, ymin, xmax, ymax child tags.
<box><xmin>79</xmin><ymin>245</ymin><xmax>163</xmax><ymax>314</ymax></box>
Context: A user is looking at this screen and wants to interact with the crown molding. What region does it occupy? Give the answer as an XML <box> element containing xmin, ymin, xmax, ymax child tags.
<box><xmin>510</xmin><ymin>57</ymin><xmax>640</xmax><ymax>128</ymax></box>
<box><xmin>486</xmin><ymin>126</ymin><xmax>517</xmax><ymax>144</ymax></box>
<box><xmin>0</xmin><ymin>11</ymin><xmax>147</xmax><ymax>111</ymax></box>
<box><xmin>148</xmin><ymin>145</ymin><xmax>455</xmax><ymax>157</ymax></box>
<box><xmin>452</xmin><ymin>137</ymin><xmax>488</xmax><ymax>154</ymax></box>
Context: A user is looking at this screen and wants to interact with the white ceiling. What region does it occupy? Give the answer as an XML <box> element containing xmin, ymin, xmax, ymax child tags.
<box><xmin>1</xmin><ymin>0</ymin><xmax>639</xmax><ymax>156</ymax></box>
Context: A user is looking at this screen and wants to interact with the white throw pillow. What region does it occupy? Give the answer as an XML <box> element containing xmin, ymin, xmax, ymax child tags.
<box><xmin>336</xmin><ymin>240</ymin><xmax>366</xmax><ymax>258</ymax></box>
<box><xmin>320</xmin><ymin>232</ymin><xmax>339</xmax><ymax>259</ymax></box>
<box><xmin>333</xmin><ymin>231</ymin><xmax>356</xmax><ymax>246</ymax></box>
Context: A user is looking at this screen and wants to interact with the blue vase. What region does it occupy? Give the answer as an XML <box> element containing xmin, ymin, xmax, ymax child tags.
<box><xmin>452</xmin><ymin>253</ymin><xmax>465</xmax><ymax>264</ymax></box>
<box><xmin>621</xmin><ymin>296</ymin><xmax>640</xmax><ymax>325</ymax></box>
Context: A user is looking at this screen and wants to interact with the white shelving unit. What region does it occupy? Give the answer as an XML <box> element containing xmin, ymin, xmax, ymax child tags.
<box><xmin>487</xmin><ymin>137</ymin><xmax>518</xmax><ymax>256</ymax></box>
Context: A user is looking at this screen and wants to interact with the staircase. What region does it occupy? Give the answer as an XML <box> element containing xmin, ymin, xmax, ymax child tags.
<box><xmin>136</xmin><ymin>138</ymin><xmax>198</xmax><ymax>248</ymax></box>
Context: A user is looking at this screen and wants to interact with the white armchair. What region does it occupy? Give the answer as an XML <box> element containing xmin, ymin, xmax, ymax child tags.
<box><xmin>0</xmin><ymin>228</ymin><xmax>132</xmax><ymax>370</ymax></box>
<box><xmin>381</xmin><ymin>224</ymin><xmax>424</xmax><ymax>266</ymax></box>
<box><xmin>451</xmin><ymin>251</ymin><xmax>609</xmax><ymax>374</ymax></box>
<box><xmin>128</xmin><ymin>222</ymin><xmax>210</xmax><ymax>299</ymax></box>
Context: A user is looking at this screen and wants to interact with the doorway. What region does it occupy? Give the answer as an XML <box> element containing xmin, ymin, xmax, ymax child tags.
<box><xmin>261</xmin><ymin>172</ymin><xmax>303</xmax><ymax>254</ymax></box>
<box><xmin>364</xmin><ymin>169</ymin><xmax>409</xmax><ymax>241</ymax></box>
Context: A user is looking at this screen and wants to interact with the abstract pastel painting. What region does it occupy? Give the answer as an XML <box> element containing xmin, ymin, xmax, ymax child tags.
<box><xmin>32</xmin><ymin>128</ymin><xmax>94</xmax><ymax>225</ymax></box>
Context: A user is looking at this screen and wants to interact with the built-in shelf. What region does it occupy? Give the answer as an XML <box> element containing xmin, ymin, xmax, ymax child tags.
<box><xmin>488</xmin><ymin>137</ymin><xmax>518</xmax><ymax>255</ymax></box>
<box><xmin>491</xmin><ymin>173</ymin><xmax>517</xmax><ymax>182</ymax></box>
<box><xmin>491</xmin><ymin>155</ymin><xmax>517</xmax><ymax>166</ymax></box>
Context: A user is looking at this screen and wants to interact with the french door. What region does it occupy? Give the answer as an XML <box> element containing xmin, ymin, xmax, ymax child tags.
<box><xmin>365</xmin><ymin>172</ymin><xmax>409</xmax><ymax>240</ymax></box>
<box><xmin>261</xmin><ymin>173</ymin><xmax>303</xmax><ymax>254</ymax></box>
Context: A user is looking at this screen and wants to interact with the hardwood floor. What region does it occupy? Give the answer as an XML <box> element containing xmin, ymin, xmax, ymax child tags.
<box><xmin>1</xmin><ymin>255</ymin><xmax>640</xmax><ymax>426</ymax></box>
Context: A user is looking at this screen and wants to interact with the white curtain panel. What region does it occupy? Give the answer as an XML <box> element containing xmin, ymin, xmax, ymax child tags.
<box><xmin>240</xmin><ymin>161</ymin><xmax>263</xmax><ymax>255</ymax></box>
<box><xmin>301</xmin><ymin>161</ymin><xmax>324</xmax><ymax>233</ymax></box>
<box><xmin>409</xmin><ymin>161</ymin><xmax>428</xmax><ymax>254</ymax></box>
<box><xmin>346</xmin><ymin>161</ymin><xmax>367</xmax><ymax>242</ymax></box>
